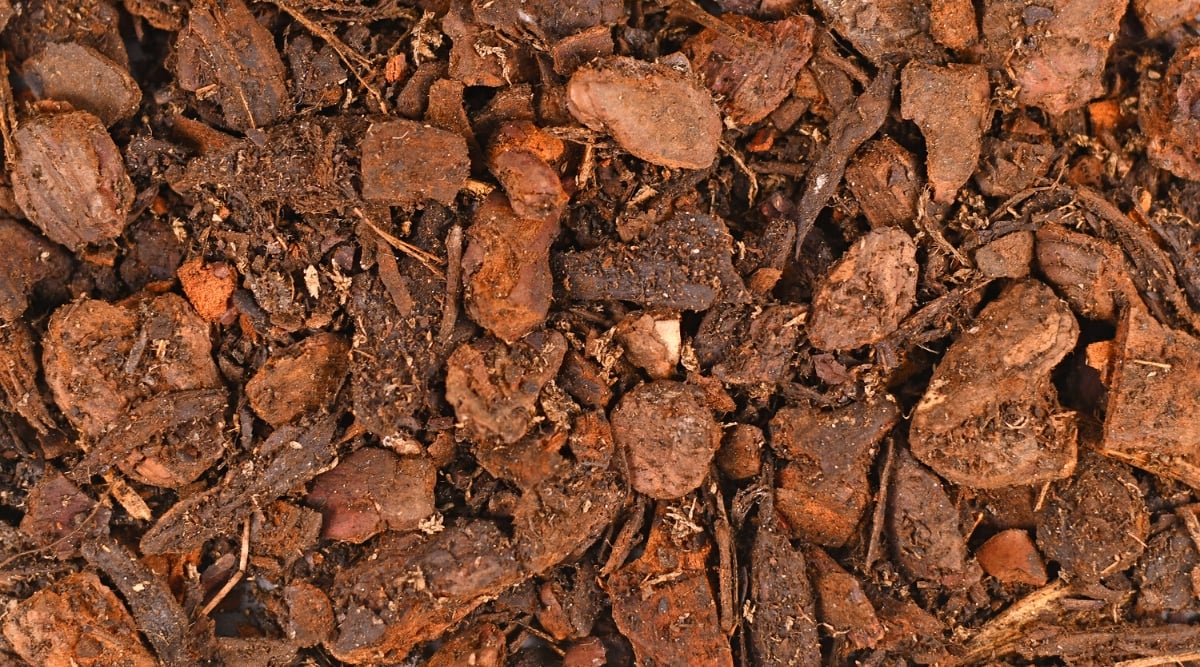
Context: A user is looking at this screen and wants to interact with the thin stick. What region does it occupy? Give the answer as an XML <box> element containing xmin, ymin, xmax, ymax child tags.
<box><xmin>1115</xmin><ymin>652</ymin><xmax>1200</xmax><ymax>667</ymax></box>
<box><xmin>439</xmin><ymin>224</ymin><xmax>463</xmax><ymax>342</ymax></box>
<box><xmin>200</xmin><ymin>518</ymin><xmax>251</xmax><ymax>617</ymax></box>
<box><xmin>355</xmin><ymin>207</ymin><xmax>446</xmax><ymax>279</ymax></box>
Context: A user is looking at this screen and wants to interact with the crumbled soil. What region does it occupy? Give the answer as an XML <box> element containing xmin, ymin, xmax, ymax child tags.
<box><xmin>6</xmin><ymin>1</ymin><xmax>1200</xmax><ymax>665</ymax></box>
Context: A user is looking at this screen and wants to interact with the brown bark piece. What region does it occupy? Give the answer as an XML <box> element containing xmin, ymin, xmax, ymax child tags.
<box><xmin>716</xmin><ymin>423</ymin><xmax>763</xmax><ymax>481</ymax></box>
<box><xmin>0</xmin><ymin>218</ymin><xmax>71</xmax><ymax>322</ymax></box>
<box><xmin>0</xmin><ymin>321</ymin><xmax>58</xmax><ymax>433</ymax></box>
<box><xmin>472</xmin><ymin>0</ymin><xmax>623</xmax><ymax>42</ymax></box>
<box><xmin>1098</xmin><ymin>303</ymin><xmax>1200</xmax><ymax>488</ymax></box>
<box><xmin>807</xmin><ymin>227</ymin><xmax>918</xmax><ymax>351</ymax></box>
<box><xmin>772</xmin><ymin>395</ymin><xmax>899</xmax><ymax>546</ymax></box>
<box><xmin>711</xmin><ymin>304</ymin><xmax>804</xmax><ymax>385</ymax></box>
<box><xmin>360</xmin><ymin>118</ymin><xmax>469</xmax><ymax>206</ymax></box>
<box><xmin>807</xmin><ymin>547</ymin><xmax>884</xmax><ymax>651</ymax></box>
<box><xmin>2</xmin><ymin>572</ymin><xmax>156</xmax><ymax>667</ymax></box>
<box><xmin>487</xmin><ymin>120</ymin><xmax>567</xmax><ymax>221</ymax></box>
<box><xmin>511</xmin><ymin>461</ymin><xmax>627</xmax><ymax>573</ymax></box>
<box><xmin>609</xmin><ymin>506</ymin><xmax>734</xmax><ymax>667</ymax></box>
<box><xmin>139</xmin><ymin>417</ymin><xmax>336</xmax><ymax>554</ymax></box>
<box><xmin>1036</xmin><ymin>224</ymin><xmax>1138</xmax><ymax>323</ymax></box>
<box><xmin>246</xmin><ymin>333</ymin><xmax>350</xmax><ymax>427</ymax></box>
<box><xmin>975</xmin><ymin>230</ymin><xmax>1034</xmax><ymax>279</ymax></box>
<box><xmin>175</xmin><ymin>0</ymin><xmax>290</xmax><ymax>131</ymax></box>
<box><xmin>550</xmin><ymin>26</ymin><xmax>614</xmax><ymax>76</ymax></box>
<box><xmin>306</xmin><ymin>448</ymin><xmax>436</xmax><ymax>543</ymax></box>
<box><xmin>443</xmin><ymin>2</ymin><xmax>532</xmax><ymax>87</ymax></box>
<box><xmin>327</xmin><ymin>521</ymin><xmax>524</xmax><ymax>664</ymax></box>
<box><xmin>610</xmin><ymin>380</ymin><xmax>720</xmax><ymax>499</ymax></box>
<box><xmin>813</xmin><ymin>0</ymin><xmax>937</xmax><ymax>62</ymax></box>
<box><xmin>930</xmin><ymin>0</ymin><xmax>977</xmax><ymax>49</ymax></box>
<box><xmin>1037</xmin><ymin>455</ymin><xmax>1150</xmax><ymax>582</ymax></box>
<box><xmin>975</xmin><ymin>529</ymin><xmax>1048</xmax><ymax>586</ymax></box>
<box><xmin>425</xmin><ymin>622</ymin><xmax>506</xmax><ymax>667</ymax></box>
<box><xmin>686</xmin><ymin>14</ymin><xmax>816</xmax><ymax>126</ymax></box>
<box><xmin>556</xmin><ymin>211</ymin><xmax>747</xmax><ymax>310</ymax></box>
<box><xmin>613</xmin><ymin>313</ymin><xmax>681</xmax><ymax>380</ymax></box>
<box><xmin>1135</xmin><ymin>0</ymin><xmax>1200</xmax><ymax>37</ymax></box>
<box><xmin>746</xmin><ymin>512</ymin><xmax>821</xmax><ymax>666</ymax></box>
<box><xmin>462</xmin><ymin>193</ymin><xmax>560</xmax><ymax>343</ymax></box>
<box><xmin>445</xmin><ymin>330</ymin><xmax>567</xmax><ymax>444</ymax></box>
<box><xmin>284</xmin><ymin>582</ymin><xmax>335</xmax><ymax>648</ymax></box>
<box><xmin>43</xmin><ymin>293</ymin><xmax>221</xmax><ymax>439</ymax></box>
<box><xmin>24</xmin><ymin>42</ymin><xmax>142</xmax><ymax>126</ymax></box>
<box><xmin>888</xmin><ymin>450</ymin><xmax>981</xmax><ymax>589</ymax></box>
<box><xmin>1142</xmin><ymin>40</ymin><xmax>1200</xmax><ymax>182</ymax></box>
<box><xmin>981</xmin><ymin>0</ymin><xmax>1126</xmax><ymax>115</ymax></box>
<box><xmin>11</xmin><ymin>111</ymin><xmax>134</xmax><ymax>251</ymax></box>
<box><xmin>19</xmin><ymin>471</ymin><xmax>109</xmax><ymax>559</ymax></box>
<box><xmin>567</xmin><ymin>56</ymin><xmax>722</xmax><ymax>169</ymax></box>
<box><xmin>5</xmin><ymin>0</ymin><xmax>127</xmax><ymax>66</ymax></box>
<box><xmin>844</xmin><ymin>137</ymin><xmax>921</xmax><ymax>230</ymax></box>
<box><xmin>910</xmin><ymin>280</ymin><xmax>1080</xmax><ymax>489</ymax></box>
<box><xmin>1134</xmin><ymin>522</ymin><xmax>1200</xmax><ymax>618</ymax></box>
<box><xmin>975</xmin><ymin>137</ymin><xmax>1055</xmax><ymax>198</ymax></box>
<box><xmin>176</xmin><ymin>258</ymin><xmax>236</xmax><ymax>321</ymax></box>
<box><xmin>900</xmin><ymin>61</ymin><xmax>990</xmax><ymax>204</ymax></box>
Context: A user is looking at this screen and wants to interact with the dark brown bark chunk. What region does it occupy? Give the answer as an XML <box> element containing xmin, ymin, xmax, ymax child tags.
<box><xmin>0</xmin><ymin>218</ymin><xmax>71</xmax><ymax>322</ymax></box>
<box><xmin>246</xmin><ymin>333</ymin><xmax>350</xmax><ymax>427</ymax></box>
<box><xmin>888</xmin><ymin>450</ymin><xmax>981</xmax><ymax>589</ymax></box>
<box><xmin>900</xmin><ymin>61</ymin><xmax>990</xmax><ymax>204</ymax></box>
<box><xmin>716</xmin><ymin>423</ymin><xmax>764</xmax><ymax>481</ymax></box>
<box><xmin>807</xmin><ymin>227</ymin><xmax>918</xmax><ymax>351</ymax></box>
<box><xmin>807</xmin><ymin>546</ymin><xmax>884</xmax><ymax>651</ymax></box>
<box><xmin>360</xmin><ymin>119</ymin><xmax>469</xmax><ymax>206</ymax></box>
<box><xmin>609</xmin><ymin>506</ymin><xmax>734</xmax><ymax>667</ymax></box>
<box><xmin>1143</xmin><ymin>40</ymin><xmax>1200</xmax><ymax>182</ymax></box>
<box><xmin>18</xmin><ymin>471</ymin><xmax>109</xmax><ymax>559</ymax></box>
<box><xmin>747</xmin><ymin>512</ymin><xmax>821</xmax><ymax>666</ymax></box>
<box><xmin>1037</xmin><ymin>455</ymin><xmax>1150</xmax><ymax>583</ymax></box>
<box><xmin>610</xmin><ymin>380</ymin><xmax>720</xmax><ymax>499</ymax></box>
<box><xmin>2</xmin><ymin>572</ymin><xmax>156</xmax><ymax>667</ymax></box>
<box><xmin>556</xmin><ymin>211</ymin><xmax>747</xmax><ymax>310</ymax></box>
<box><xmin>567</xmin><ymin>56</ymin><xmax>722</xmax><ymax>169</ymax></box>
<box><xmin>0</xmin><ymin>321</ymin><xmax>58</xmax><ymax>433</ymax></box>
<box><xmin>445</xmin><ymin>331</ymin><xmax>567</xmax><ymax>444</ymax></box>
<box><xmin>686</xmin><ymin>14</ymin><xmax>815</xmax><ymax>126</ymax></box>
<box><xmin>975</xmin><ymin>230</ymin><xmax>1034</xmax><ymax>279</ymax></box>
<box><xmin>910</xmin><ymin>280</ymin><xmax>1079</xmax><ymax>489</ymax></box>
<box><xmin>284</xmin><ymin>582</ymin><xmax>336</xmax><ymax>648</ymax></box>
<box><xmin>1036</xmin><ymin>224</ymin><xmax>1138</xmax><ymax>322</ymax></box>
<box><xmin>814</xmin><ymin>0</ymin><xmax>936</xmax><ymax>62</ymax></box>
<box><xmin>11</xmin><ymin>111</ymin><xmax>134</xmax><ymax>251</ymax></box>
<box><xmin>175</xmin><ymin>0</ymin><xmax>289</xmax><ymax>131</ymax></box>
<box><xmin>1134</xmin><ymin>521</ymin><xmax>1200</xmax><ymax>618</ymax></box>
<box><xmin>24</xmin><ymin>42</ymin><xmax>142</xmax><ymax>126</ymax></box>
<box><xmin>844</xmin><ymin>137</ymin><xmax>921</xmax><ymax>230</ymax></box>
<box><xmin>462</xmin><ymin>193</ymin><xmax>560</xmax><ymax>343</ymax></box>
<box><xmin>772</xmin><ymin>395</ymin><xmax>899</xmax><ymax>546</ymax></box>
<box><xmin>711</xmin><ymin>304</ymin><xmax>804</xmax><ymax>385</ymax></box>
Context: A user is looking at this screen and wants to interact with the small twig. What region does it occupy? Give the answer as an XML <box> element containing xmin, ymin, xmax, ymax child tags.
<box><xmin>268</xmin><ymin>0</ymin><xmax>387</xmax><ymax>113</ymax></box>
<box><xmin>962</xmin><ymin>580</ymin><xmax>1070</xmax><ymax>662</ymax></box>
<box><xmin>865</xmin><ymin>438</ymin><xmax>894</xmax><ymax>570</ymax></box>
<box><xmin>0</xmin><ymin>54</ymin><xmax>15</xmax><ymax>169</ymax></box>
<box><xmin>200</xmin><ymin>518</ymin><xmax>251</xmax><ymax>617</ymax></box>
<box><xmin>355</xmin><ymin>207</ymin><xmax>446</xmax><ymax>279</ymax></box>
<box><xmin>720</xmin><ymin>140</ymin><xmax>758</xmax><ymax>206</ymax></box>
<box><xmin>1129</xmin><ymin>358</ymin><xmax>1172</xmax><ymax>371</ymax></box>
<box><xmin>439</xmin><ymin>224</ymin><xmax>463</xmax><ymax>342</ymax></box>
<box><xmin>1115</xmin><ymin>652</ymin><xmax>1200</xmax><ymax>667</ymax></box>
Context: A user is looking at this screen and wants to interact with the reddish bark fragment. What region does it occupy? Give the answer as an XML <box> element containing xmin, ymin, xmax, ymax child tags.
<box><xmin>814</xmin><ymin>0</ymin><xmax>937</xmax><ymax>62</ymax></box>
<box><xmin>981</xmin><ymin>0</ymin><xmax>1126</xmax><ymax>115</ymax></box>
<box><xmin>686</xmin><ymin>14</ymin><xmax>815</xmax><ymax>126</ymax></box>
<box><xmin>307</xmin><ymin>448</ymin><xmax>436</xmax><ymax>543</ymax></box>
<box><xmin>845</xmin><ymin>137</ymin><xmax>921</xmax><ymax>230</ymax></box>
<box><xmin>1135</xmin><ymin>0</ymin><xmax>1200</xmax><ymax>37</ymax></box>
<box><xmin>24</xmin><ymin>42</ymin><xmax>141</xmax><ymax>126</ymax></box>
<box><xmin>551</xmin><ymin>26</ymin><xmax>615</xmax><ymax>75</ymax></box>
<box><xmin>11</xmin><ymin>111</ymin><xmax>134</xmax><ymax>251</ymax></box>
<box><xmin>175</xmin><ymin>0</ymin><xmax>290</xmax><ymax>131</ymax></box>
<box><xmin>772</xmin><ymin>395</ymin><xmax>899</xmax><ymax>546</ymax></box>
<box><xmin>613</xmin><ymin>313</ymin><xmax>681</xmax><ymax>380</ymax></box>
<box><xmin>929</xmin><ymin>0</ymin><xmax>977</xmax><ymax>49</ymax></box>
<box><xmin>361</xmin><ymin>119</ymin><xmax>469</xmax><ymax>206</ymax></box>
<box><xmin>425</xmin><ymin>623</ymin><xmax>507</xmax><ymax>667</ymax></box>
<box><xmin>567</xmin><ymin>56</ymin><xmax>722</xmax><ymax>169</ymax></box>
<box><xmin>610</xmin><ymin>380</ymin><xmax>720</xmax><ymax>499</ymax></box>
<box><xmin>910</xmin><ymin>281</ymin><xmax>1079</xmax><ymax>489</ymax></box>
<box><xmin>2</xmin><ymin>572</ymin><xmax>156</xmax><ymax>667</ymax></box>
<box><xmin>976</xmin><ymin>529</ymin><xmax>1048</xmax><ymax>586</ymax></box>
<box><xmin>807</xmin><ymin>227</ymin><xmax>918</xmax><ymax>351</ymax></box>
<box><xmin>609</xmin><ymin>507</ymin><xmax>734</xmax><ymax>667</ymax></box>
<box><xmin>975</xmin><ymin>137</ymin><xmax>1055</xmax><ymax>198</ymax></box>
<box><xmin>888</xmin><ymin>450</ymin><xmax>981</xmax><ymax>589</ymax></box>
<box><xmin>716</xmin><ymin>423</ymin><xmax>764</xmax><ymax>481</ymax></box>
<box><xmin>807</xmin><ymin>547</ymin><xmax>884</xmax><ymax>650</ymax></box>
<box><xmin>1036</xmin><ymin>224</ymin><xmax>1138</xmax><ymax>322</ymax></box>
<box><xmin>284</xmin><ymin>582</ymin><xmax>335</xmax><ymax>648</ymax></box>
<box><xmin>177</xmin><ymin>258</ymin><xmax>237</xmax><ymax>321</ymax></box>
<box><xmin>462</xmin><ymin>193</ymin><xmax>559</xmax><ymax>343</ymax></box>
<box><xmin>900</xmin><ymin>61</ymin><xmax>990</xmax><ymax>203</ymax></box>
<box><xmin>19</xmin><ymin>471</ymin><xmax>109</xmax><ymax>559</ymax></box>
<box><xmin>1143</xmin><ymin>41</ymin><xmax>1200</xmax><ymax>182</ymax></box>
<box><xmin>246</xmin><ymin>333</ymin><xmax>350</xmax><ymax>427</ymax></box>
<box><xmin>487</xmin><ymin>120</ymin><xmax>567</xmax><ymax>220</ymax></box>
<box><xmin>975</xmin><ymin>231</ymin><xmax>1034</xmax><ymax>279</ymax></box>
<box><xmin>0</xmin><ymin>218</ymin><xmax>71</xmax><ymax>321</ymax></box>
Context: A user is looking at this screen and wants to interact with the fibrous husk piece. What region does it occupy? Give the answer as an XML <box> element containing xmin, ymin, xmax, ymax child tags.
<box><xmin>610</xmin><ymin>380</ymin><xmax>721</xmax><ymax>499</ymax></box>
<box><xmin>11</xmin><ymin>111</ymin><xmax>134</xmax><ymax>251</ymax></box>
<box><xmin>175</xmin><ymin>0</ymin><xmax>289</xmax><ymax>131</ymax></box>
<box><xmin>567</xmin><ymin>56</ymin><xmax>722</xmax><ymax>169</ymax></box>
<box><xmin>686</xmin><ymin>14</ymin><xmax>815</xmax><ymax>126</ymax></box>
<box><xmin>807</xmin><ymin>227</ymin><xmax>918</xmax><ymax>351</ymax></box>
<box><xmin>910</xmin><ymin>280</ymin><xmax>1079</xmax><ymax>489</ymax></box>
<box><xmin>900</xmin><ymin>61</ymin><xmax>990</xmax><ymax>204</ymax></box>
<box><xmin>609</xmin><ymin>505</ymin><xmax>734</xmax><ymax>667</ymax></box>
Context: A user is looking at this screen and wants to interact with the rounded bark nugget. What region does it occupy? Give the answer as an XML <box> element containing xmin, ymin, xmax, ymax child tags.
<box><xmin>611</xmin><ymin>380</ymin><xmax>720</xmax><ymax>499</ymax></box>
